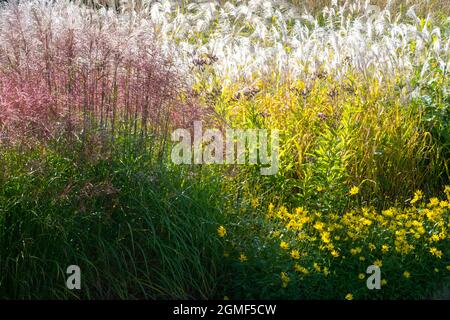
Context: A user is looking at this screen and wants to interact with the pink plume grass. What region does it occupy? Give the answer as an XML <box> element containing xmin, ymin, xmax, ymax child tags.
<box><xmin>0</xmin><ymin>0</ymin><xmax>201</xmax><ymax>144</ymax></box>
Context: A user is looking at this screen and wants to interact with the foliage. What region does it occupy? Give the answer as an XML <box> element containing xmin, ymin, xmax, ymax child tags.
<box><xmin>0</xmin><ymin>0</ymin><xmax>450</xmax><ymax>300</ymax></box>
<box><xmin>0</xmin><ymin>138</ymin><xmax>227</xmax><ymax>299</ymax></box>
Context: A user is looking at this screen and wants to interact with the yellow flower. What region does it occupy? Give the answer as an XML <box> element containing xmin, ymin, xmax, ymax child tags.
<box><xmin>277</xmin><ymin>206</ymin><xmax>289</xmax><ymax>219</ymax></box>
<box><xmin>321</xmin><ymin>232</ymin><xmax>331</xmax><ymax>244</ymax></box>
<box><xmin>281</xmin><ymin>272</ymin><xmax>290</xmax><ymax>288</ymax></box>
<box><xmin>374</xmin><ymin>259</ymin><xmax>383</xmax><ymax>267</ymax></box>
<box><xmin>429</xmin><ymin>247</ymin><xmax>443</xmax><ymax>258</ymax></box>
<box><xmin>239</xmin><ymin>253</ymin><xmax>248</xmax><ymax>263</ymax></box>
<box><xmin>317</xmin><ymin>186</ymin><xmax>325</xmax><ymax>192</ymax></box>
<box><xmin>410</xmin><ymin>190</ymin><xmax>423</xmax><ymax>204</ymax></box>
<box><xmin>382</xmin><ymin>209</ymin><xmax>394</xmax><ymax>217</ymax></box>
<box><xmin>381</xmin><ymin>279</ymin><xmax>387</xmax><ymax>286</ymax></box>
<box><xmin>359</xmin><ymin>256</ymin><xmax>366</xmax><ymax>261</ymax></box>
<box><xmin>349</xmin><ymin>186</ymin><xmax>359</xmax><ymax>196</ymax></box>
<box><xmin>439</xmin><ymin>201</ymin><xmax>448</xmax><ymax>208</ymax></box>
<box><xmin>294</xmin><ymin>264</ymin><xmax>309</xmax><ymax>274</ymax></box>
<box><xmin>290</xmin><ymin>250</ymin><xmax>300</xmax><ymax>260</ymax></box>
<box><xmin>314</xmin><ymin>222</ymin><xmax>325</xmax><ymax>231</ymax></box>
<box><xmin>358</xmin><ymin>273</ymin><xmax>365</xmax><ymax>280</ymax></box>
<box><xmin>280</xmin><ymin>241</ymin><xmax>289</xmax><ymax>250</ymax></box>
<box><xmin>217</xmin><ymin>225</ymin><xmax>227</xmax><ymax>237</ymax></box>
<box><xmin>430</xmin><ymin>234</ymin><xmax>440</xmax><ymax>243</ymax></box>
<box><xmin>286</xmin><ymin>219</ymin><xmax>297</xmax><ymax>230</ymax></box>
<box><xmin>345</xmin><ymin>293</ymin><xmax>353</xmax><ymax>300</ymax></box>
<box><xmin>224</xmin><ymin>296</ymin><xmax>230</xmax><ymax>300</ymax></box>
<box><xmin>403</xmin><ymin>271</ymin><xmax>411</xmax><ymax>278</ymax></box>
<box><xmin>381</xmin><ymin>245</ymin><xmax>389</xmax><ymax>253</ymax></box>
<box><xmin>445</xmin><ymin>186</ymin><xmax>450</xmax><ymax>199</ymax></box>
<box><xmin>267</xmin><ymin>203</ymin><xmax>275</xmax><ymax>218</ymax></box>
<box><xmin>446</xmin><ymin>265</ymin><xmax>450</xmax><ymax>271</ymax></box>
<box><xmin>331</xmin><ymin>250</ymin><xmax>340</xmax><ymax>258</ymax></box>
<box><xmin>251</xmin><ymin>198</ymin><xmax>259</xmax><ymax>208</ymax></box>
<box><xmin>368</xmin><ymin>243</ymin><xmax>376</xmax><ymax>251</ymax></box>
<box><xmin>313</xmin><ymin>262</ymin><xmax>321</xmax><ymax>272</ymax></box>
<box><xmin>272</xmin><ymin>230</ymin><xmax>281</xmax><ymax>238</ymax></box>
<box><xmin>428</xmin><ymin>197</ymin><xmax>440</xmax><ymax>207</ymax></box>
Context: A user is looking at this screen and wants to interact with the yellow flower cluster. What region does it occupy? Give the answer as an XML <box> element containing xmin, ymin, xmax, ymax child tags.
<box><xmin>217</xmin><ymin>225</ymin><xmax>227</xmax><ymax>238</ymax></box>
<box><xmin>265</xmin><ymin>187</ymin><xmax>450</xmax><ymax>295</ymax></box>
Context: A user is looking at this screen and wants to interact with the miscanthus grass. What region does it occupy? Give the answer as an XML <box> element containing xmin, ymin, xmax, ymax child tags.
<box><xmin>0</xmin><ymin>138</ymin><xmax>228</xmax><ymax>299</ymax></box>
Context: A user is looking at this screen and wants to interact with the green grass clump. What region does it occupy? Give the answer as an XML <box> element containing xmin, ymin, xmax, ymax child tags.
<box><xmin>0</xmin><ymin>137</ymin><xmax>228</xmax><ymax>299</ymax></box>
